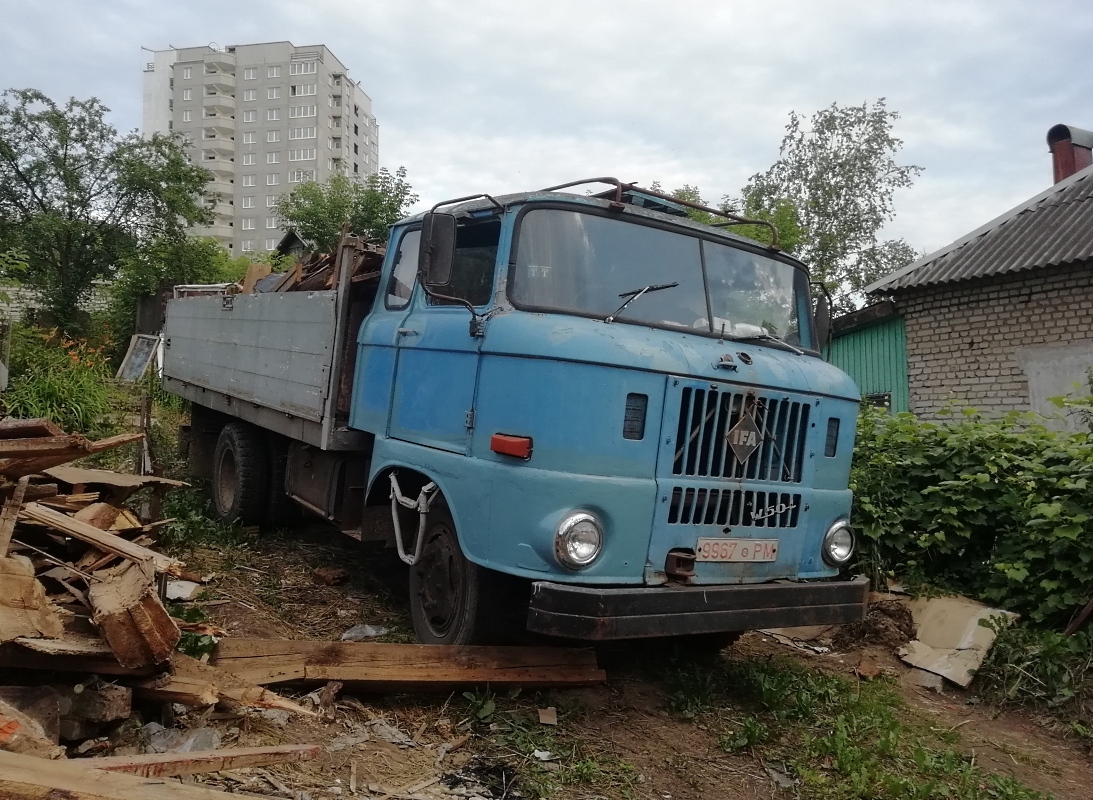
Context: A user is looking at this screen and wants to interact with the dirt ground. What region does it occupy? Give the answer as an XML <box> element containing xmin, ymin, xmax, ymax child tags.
<box><xmin>144</xmin><ymin>522</ymin><xmax>1093</xmax><ymax>800</ymax></box>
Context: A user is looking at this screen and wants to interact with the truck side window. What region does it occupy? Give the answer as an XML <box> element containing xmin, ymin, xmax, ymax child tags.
<box><xmin>428</xmin><ymin>220</ymin><xmax>500</xmax><ymax>307</ymax></box>
<box><xmin>385</xmin><ymin>229</ymin><xmax>420</xmax><ymax>309</ymax></box>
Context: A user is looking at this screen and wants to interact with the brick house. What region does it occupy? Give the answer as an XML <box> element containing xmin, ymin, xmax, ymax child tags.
<box><xmin>848</xmin><ymin>124</ymin><xmax>1093</xmax><ymax>423</ymax></box>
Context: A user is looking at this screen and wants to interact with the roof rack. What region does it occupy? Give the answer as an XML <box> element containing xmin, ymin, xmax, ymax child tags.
<box><xmin>540</xmin><ymin>177</ymin><xmax>780</xmax><ymax>249</ymax></box>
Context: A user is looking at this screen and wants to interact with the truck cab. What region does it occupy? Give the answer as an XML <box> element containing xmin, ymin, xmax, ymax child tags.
<box><xmin>164</xmin><ymin>178</ymin><xmax>867</xmax><ymax>645</ymax></box>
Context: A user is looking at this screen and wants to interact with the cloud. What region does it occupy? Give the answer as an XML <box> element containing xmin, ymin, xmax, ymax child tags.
<box><xmin>2</xmin><ymin>0</ymin><xmax>1092</xmax><ymax>252</ymax></box>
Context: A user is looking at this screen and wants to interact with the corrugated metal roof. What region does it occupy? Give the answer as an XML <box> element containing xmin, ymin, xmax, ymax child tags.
<box><xmin>865</xmin><ymin>164</ymin><xmax>1093</xmax><ymax>293</ymax></box>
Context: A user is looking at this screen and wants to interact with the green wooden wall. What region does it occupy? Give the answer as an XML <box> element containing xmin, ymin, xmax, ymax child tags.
<box><xmin>826</xmin><ymin>316</ymin><xmax>910</xmax><ymax>413</ymax></box>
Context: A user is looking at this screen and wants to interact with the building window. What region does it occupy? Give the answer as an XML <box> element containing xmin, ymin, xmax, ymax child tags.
<box><xmin>265</xmin><ymin>237</ymin><xmax>279</xmax><ymax>250</ymax></box>
<box><xmin>266</xmin><ymin>152</ymin><xmax>280</xmax><ymax>164</ymax></box>
<box><xmin>267</xmin><ymin>66</ymin><xmax>281</xmax><ymax>78</ymax></box>
<box><xmin>182</xmin><ymin>66</ymin><xmax>192</xmax><ymax>79</ymax></box>
<box><xmin>354</xmin><ymin>162</ymin><xmax>359</xmax><ymax>173</ymax></box>
<box><xmin>242</xmin><ymin>175</ymin><xmax>256</xmax><ymax>187</ymax></box>
<box><xmin>241</xmin><ymin>240</ymin><xmax>255</xmax><ymax>251</ymax></box>
<box><xmin>289</xmin><ymin>61</ymin><xmax>317</xmax><ymax>75</ymax></box>
<box><xmin>354</xmin><ymin>124</ymin><xmax>359</xmax><ymax>135</ymax></box>
<box><xmin>353</xmin><ymin>143</ymin><xmax>358</xmax><ymax>154</ymax></box>
<box><xmin>181</xmin><ymin>110</ymin><xmax>192</xmax><ymax>122</ymax></box>
<box><xmin>266</xmin><ymin>195</ymin><xmax>278</xmax><ymax>207</ymax></box>
<box><xmin>241</xmin><ymin>218</ymin><xmax>255</xmax><ymax>230</ymax></box>
<box><xmin>242</xmin><ymin>131</ymin><xmax>256</xmax><ymax>144</ymax></box>
<box><xmin>267</xmin><ymin>87</ymin><xmax>281</xmax><ymax>100</ymax></box>
<box><xmin>182</xmin><ymin>88</ymin><xmax>192</xmax><ymax>101</ymax></box>
<box><xmin>266</xmin><ymin>130</ymin><xmax>280</xmax><ymax>143</ymax></box>
<box><xmin>289</xmin><ymin>105</ymin><xmax>317</xmax><ymax>118</ymax></box>
<box><xmin>242</xmin><ymin>153</ymin><xmax>256</xmax><ymax>165</ymax></box>
<box><xmin>289</xmin><ymin>169</ymin><xmax>315</xmax><ymax>183</ymax></box>
<box><xmin>241</xmin><ymin>196</ymin><xmax>254</xmax><ymax>208</ymax></box>
<box><xmin>290</xmin><ymin>83</ymin><xmax>317</xmax><ymax>96</ymax></box>
<box><xmin>290</xmin><ymin>126</ymin><xmax>317</xmax><ymax>139</ymax></box>
<box><xmin>242</xmin><ymin>89</ymin><xmax>256</xmax><ymax>101</ymax></box>
<box><xmin>288</xmin><ymin>148</ymin><xmax>316</xmax><ymax>161</ymax></box>
<box><xmin>267</xmin><ymin>174</ymin><xmax>279</xmax><ymax>185</ymax></box>
<box><xmin>242</xmin><ymin>110</ymin><xmax>257</xmax><ymax>123</ymax></box>
<box><xmin>267</xmin><ymin>109</ymin><xmax>280</xmax><ymax>121</ymax></box>
<box><xmin>266</xmin><ymin>217</ymin><xmax>278</xmax><ymax>229</ymax></box>
<box><xmin>244</xmin><ymin>67</ymin><xmax>257</xmax><ymax>80</ymax></box>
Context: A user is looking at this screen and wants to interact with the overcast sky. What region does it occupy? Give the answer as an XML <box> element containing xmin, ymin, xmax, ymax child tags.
<box><xmin>3</xmin><ymin>0</ymin><xmax>1091</xmax><ymax>254</ymax></box>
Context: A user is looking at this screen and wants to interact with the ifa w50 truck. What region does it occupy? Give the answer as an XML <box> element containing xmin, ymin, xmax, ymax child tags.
<box><xmin>162</xmin><ymin>178</ymin><xmax>868</xmax><ymax>645</ymax></box>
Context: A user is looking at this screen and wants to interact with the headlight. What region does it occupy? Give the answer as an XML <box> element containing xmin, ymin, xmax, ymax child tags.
<box><xmin>822</xmin><ymin>520</ymin><xmax>855</xmax><ymax>566</ymax></box>
<box><xmin>554</xmin><ymin>512</ymin><xmax>603</xmax><ymax>569</ymax></box>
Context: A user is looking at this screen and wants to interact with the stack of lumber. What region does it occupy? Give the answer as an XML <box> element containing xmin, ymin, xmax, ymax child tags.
<box><xmin>0</xmin><ymin>417</ymin><xmax>186</xmax><ymax>671</ymax></box>
<box><xmin>249</xmin><ymin>232</ymin><xmax>385</xmax><ymax>294</ymax></box>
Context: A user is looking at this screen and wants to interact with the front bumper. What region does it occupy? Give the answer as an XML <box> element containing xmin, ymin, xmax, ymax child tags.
<box><xmin>526</xmin><ymin>575</ymin><xmax>870</xmax><ymax>640</ymax></box>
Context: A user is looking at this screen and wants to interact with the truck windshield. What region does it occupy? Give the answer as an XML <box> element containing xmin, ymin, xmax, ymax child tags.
<box><xmin>512</xmin><ymin>209</ymin><xmax>812</xmax><ymax>348</ymax></box>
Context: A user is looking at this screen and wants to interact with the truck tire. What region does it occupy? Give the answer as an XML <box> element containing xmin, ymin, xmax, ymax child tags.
<box><xmin>212</xmin><ymin>422</ymin><xmax>269</xmax><ymax>525</ymax></box>
<box><xmin>408</xmin><ymin>502</ymin><xmax>510</xmax><ymax>645</ymax></box>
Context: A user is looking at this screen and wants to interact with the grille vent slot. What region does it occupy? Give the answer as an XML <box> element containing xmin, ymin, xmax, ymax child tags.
<box><xmin>667</xmin><ymin>488</ymin><xmax>801</xmax><ymax>528</ymax></box>
<box><xmin>672</xmin><ymin>388</ymin><xmax>809</xmax><ymax>482</ymax></box>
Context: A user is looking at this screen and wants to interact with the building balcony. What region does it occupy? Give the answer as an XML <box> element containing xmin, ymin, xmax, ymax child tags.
<box><xmin>200</xmin><ymin>158</ymin><xmax>235</xmax><ymax>179</ymax></box>
<box><xmin>204</xmin><ymin>178</ymin><xmax>234</xmax><ymax>198</ymax></box>
<box><xmin>202</xmin><ymin>119</ymin><xmax>235</xmax><ymax>137</ymax></box>
<box><xmin>202</xmin><ymin>50</ymin><xmax>236</xmax><ymax>73</ymax></box>
<box><xmin>195</xmin><ymin>222</ymin><xmax>235</xmax><ymax>241</ymax></box>
<box><xmin>201</xmin><ymin>135</ymin><xmax>235</xmax><ymax>156</ymax></box>
<box><xmin>204</xmin><ymin>71</ymin><xmax>236</xmax><ymax>92</ymax></box>
<box><xmin>203</xmin><ymin>94</ymin><xmax>235</xmax><ymax>114</ymax></box>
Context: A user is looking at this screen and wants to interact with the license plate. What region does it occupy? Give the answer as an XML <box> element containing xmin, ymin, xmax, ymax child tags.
<box><xmin>696</xmin><ymin>538</ymin><xmax>779</xmax><ymax>562</ymax></box>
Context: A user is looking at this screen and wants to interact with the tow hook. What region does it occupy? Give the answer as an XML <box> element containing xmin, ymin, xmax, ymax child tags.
<box><xmin>665</xmin><ymin>549</ymin><xmax>696</xmax><ymax>581</ymax></box>
<box><xmin>389</xmin><ymin>474</ymin><xmax>438</xmax><ymax>566</ymax></box>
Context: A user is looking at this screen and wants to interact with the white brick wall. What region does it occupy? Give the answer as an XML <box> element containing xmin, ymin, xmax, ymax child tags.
<box><xmin>896</xmin><ymin>261</ymin><xmax>1093</xmax><ymax>417</ymax></box>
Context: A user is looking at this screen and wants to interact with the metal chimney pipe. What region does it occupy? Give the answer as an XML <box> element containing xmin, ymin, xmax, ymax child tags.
<box><xmin>1046</xmin><ymin>124</ymin><xmax>1093</xmax><ymax>184</ymax></box>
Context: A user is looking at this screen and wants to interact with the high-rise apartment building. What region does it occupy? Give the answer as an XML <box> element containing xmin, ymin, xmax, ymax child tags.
<box><xmin>142</xmin><ymin>41</ymin><xmax>379</xmax><ymax>254</ymax></box>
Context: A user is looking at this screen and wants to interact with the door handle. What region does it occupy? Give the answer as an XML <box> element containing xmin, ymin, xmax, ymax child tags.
<box><xmin>397</xmin><ymin>328</ymin><xmax>419</xmax><ymax>336</ymax></box>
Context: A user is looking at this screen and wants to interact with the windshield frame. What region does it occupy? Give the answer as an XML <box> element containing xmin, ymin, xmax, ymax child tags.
<box><xmin>506</xmin><ymin>201</ymin><xmax>819</xmax><ymax>355</ymax></box>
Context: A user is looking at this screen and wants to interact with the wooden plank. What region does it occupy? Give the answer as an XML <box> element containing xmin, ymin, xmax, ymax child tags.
<box><xmin>89</xmin><ymin>561</ymin><xmax>180</xmax><ymax>668</ymax></box>
<box><xmin>213</xmin><ymin>639</ymin><xmax>606</xmax><ymax>689</ymax></box>
<box><xmin>0</xmin><ymin>476</ymin><xmax>29</xmax><ymax>557</ymax></box>
<box><xmin>0</xmin><ymin>418</ymin><xmax>65</xmax><ymax>439</ymax></box>
<box><xmin>0</xmin><ymin>555</ymin><xmax>64</xmax><ymax>643</ymax></box>
<box><xmin>19</xmin><ymin>502</ymin><xmax>183</xmax><ymax>576</ymax></box>
<box><xmin>0</xmin><ymin>433</ymin><xmax>145</xmax><ymax>479</ymax></box>
<box><xmin>0</xmin><ymin>748</ymin><xmax>244</xmax><ymax>799</ymax></box>
<box><xmin>44</xmin><ymin>466</ymin><xmax>185</xmax><ymax>490</ymax></box>
<box><xmin>90</xmin><ymin>744</ymin><xmax>321</xmax><ymax>778</ymax></box>
<box><xmin>0</xmin><ymin>640</ymin><xmax>153</xmax><ymax>677</ymax></box>
<box><xmin>0</xmin><ymin>436</ymin><xmax>89</xmax><ymax>458</ymax></box>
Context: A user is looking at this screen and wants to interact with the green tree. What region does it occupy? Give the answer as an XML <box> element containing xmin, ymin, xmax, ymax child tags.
<box><xmin>107</xmin><ymin>236</ymin><xmax>248</xmax><ymax>358</ymax></box>
<box><xmin>276</xmin><ymin>167</ymin><xmax>419</xmax><ymax>252</ymax></box>
<box><xmin>0</xmin><ymin>89</ymin><xmax>212</xmax><ymax>331</ymax></box>
<box><xmin>731</xmin><ymin>99</ymin><xmax>922</xmax><ymax>311</ymax></box>
<box><xmin>649</xmin><ymin>182</ymin><xmax>804</xmax><ymax>252</ymax></box>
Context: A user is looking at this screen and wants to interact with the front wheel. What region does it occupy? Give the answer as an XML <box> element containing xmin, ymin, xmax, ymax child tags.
<box><xmin>408</xmin><ymin>503</ymin><xmax>514</xmax><ymax>645</ymax></box>
<box><xmin>211</xmin><ymin>422</ymin><xmax>269</xmax><ymax>525</ymax></box>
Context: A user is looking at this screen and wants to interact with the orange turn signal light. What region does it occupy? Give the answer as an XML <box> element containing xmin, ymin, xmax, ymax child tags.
<box><xmin>491</xmin><ymin>434</ymin><xmax>533</xmax><ymax>460</ymax></box>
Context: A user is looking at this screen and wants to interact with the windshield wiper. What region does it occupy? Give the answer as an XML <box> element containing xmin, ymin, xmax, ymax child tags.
<box><xmin>604</xmin><ymin>282</ymin><xmax>679</xmax><ymax>324</ymax></box>
<box><xmin>725</xmin><ymin>332</ymin><xmax>804</xmax><ymax>356</ymax></box>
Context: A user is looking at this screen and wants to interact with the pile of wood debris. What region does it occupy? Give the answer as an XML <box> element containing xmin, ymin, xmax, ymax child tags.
<box><xmin>0</xmin><ymin>416</ymin><xmax>606</xmax><ymax>799</ymax></box>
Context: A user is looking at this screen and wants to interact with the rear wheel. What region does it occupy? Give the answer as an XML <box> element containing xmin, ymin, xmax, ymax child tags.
<box><xmin>211</xmin><ymin>423</ymin><xmax>269</xmax><ymax>525</ymax></box>
<box><xmin>408</xmin><ymin>503</ymin><xmax>516</xmax><ymax>645</ymax></box>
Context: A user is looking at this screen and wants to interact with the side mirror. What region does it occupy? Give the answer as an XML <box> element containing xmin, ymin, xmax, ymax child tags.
<box><xmin>813</xmin><ymin>289</ymin><xmax>832</xmax><ymax>350</ymax></box>
<box><xmin>418</xmin><ymin>212</ymin><xmax>456</xmax><ymax>287</ymax></box>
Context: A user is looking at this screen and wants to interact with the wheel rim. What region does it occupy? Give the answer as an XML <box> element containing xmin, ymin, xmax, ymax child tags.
<box><xmin>415</xmin><ymin>522</ymin><xmax>464</xmax><ymax>638</ymax></box>
<box><xmin>216</xmin><ymin>447</ymin><xmax>237</xmax><ymax>515</ymax></box>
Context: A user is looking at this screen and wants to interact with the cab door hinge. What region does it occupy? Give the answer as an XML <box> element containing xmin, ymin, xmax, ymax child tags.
<box><xmin>465</xmin><ymin>408</ymin><xmax>476</xmax><ymax>430</ymax></box>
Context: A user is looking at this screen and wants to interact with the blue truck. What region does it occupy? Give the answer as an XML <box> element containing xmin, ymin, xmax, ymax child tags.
<box><xmin>162</xmin><ymin>178</ymin><xmax>867</xmax><ymax>645</ymax></box>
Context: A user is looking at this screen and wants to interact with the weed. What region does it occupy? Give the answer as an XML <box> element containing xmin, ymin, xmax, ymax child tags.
<box><xmin>166</xmin><ymin>603</ymin><xmax>217</xmax><ymax>659</ymax></box>
<box><xmin>159</xmin><ymin>486</ymin><xmax>251</xmax><ymax>552</ymax></box>
<box><xmin>461</xmin><ymin>689</ymin><xmax>497</xmax><ymax>725</ymax></box>
<box><xmin>717</xmin><ymin>715</ymin><xmax>770</xmax><ymax>752</ymax></box>
<box><xmin>649</xmin><ymin>653</ymin><xmax>1049</xmax><ymax>800</ymax></box>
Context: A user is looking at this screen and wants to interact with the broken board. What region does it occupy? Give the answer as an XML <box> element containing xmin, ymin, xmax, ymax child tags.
<box><xmin>213</xmin><ymin>639</ymin><xmax>606</xmax><ymax>689</ymax></box>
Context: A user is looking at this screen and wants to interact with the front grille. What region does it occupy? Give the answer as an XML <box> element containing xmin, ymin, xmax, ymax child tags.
<box><xmin>672</xmin><ymin>387</ymin><xmax>810</xmax><ymax>482</ymax></box>
<box><xmin>667</xmin><ymin>487</ymin><xmax>802</xmax><ymax>528</ymax></box>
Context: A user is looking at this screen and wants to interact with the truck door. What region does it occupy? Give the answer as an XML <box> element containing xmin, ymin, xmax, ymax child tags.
<box><xmin>389</xmin><ymin>219</ymin><xmax>501</xmax><ymax>454</ymax></box>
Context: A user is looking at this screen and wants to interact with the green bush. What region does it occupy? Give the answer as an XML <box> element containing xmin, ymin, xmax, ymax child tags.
<box><xmin>851</xmin><ymin>404</ymin><xmax>1093</xmax><ymax>626</ymax></box>
<box><xmin>3</xmin><ymin>325</ymin><xmax>115</xmax><ymax>435</ymax></box>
